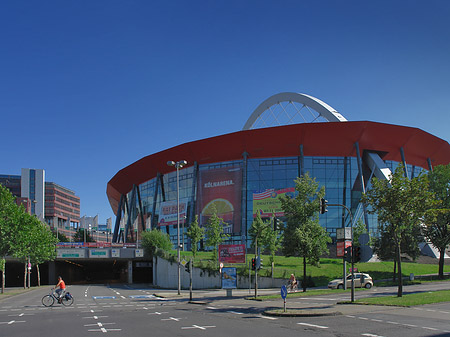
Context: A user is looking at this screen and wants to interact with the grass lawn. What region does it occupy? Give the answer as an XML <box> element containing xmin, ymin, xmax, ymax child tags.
<box><xmin>355</xmin><ymin>290</ymin><xmax>450</xmax><ymax>306</ymax></box>
<box><xmin>179</xmin><ymin>250</ymin><xmax>448</xmax><ymax>287</ymax></box>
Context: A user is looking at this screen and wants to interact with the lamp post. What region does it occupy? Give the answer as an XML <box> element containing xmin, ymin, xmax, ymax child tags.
<box><xmin>167</xmin><ymin>160</ymin><xmax>188</xmax><ymax>295</ymax></box>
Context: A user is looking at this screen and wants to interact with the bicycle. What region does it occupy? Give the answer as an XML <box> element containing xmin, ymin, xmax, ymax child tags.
<box><xmin>286</xmin><ymin>281</ymin><xmax>298</xmax><ymax>293</ymax></box>
<box><xmin>42</xmin><ymin>289</ymin><xmax>74</xmax><ymax>307</ymax></box>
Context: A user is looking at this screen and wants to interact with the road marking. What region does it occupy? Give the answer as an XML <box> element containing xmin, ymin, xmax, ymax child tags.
<box><xmin>148</xmin><ymin>311</ymin><xmax>168</xmax><ymax>315</ymax></box>
<box><xmin>207</xmin><ymin>306</ymin><xmax>218</xmax><ymax>310</ymax></box>
<box><xmin>161</xmin><ymin>317</ymin><xmax>181</xmax><ymax>321</ymax></box>
<box><xmin>422</xmin><ymin>326</ymin><xmax>439</xmax><ymax>331</ymax></box>
<box><xmin>297</xmin><ymin>323</ymin><xmax>328</xmax><ymax>329</ymax></box>
<box><xmin>362</xmin><ymin>334</ymin><xmax>385</xmax><ymax>337</ymax></box>
<box><xmin>92</xmin><ymin>296</ymin><xmax>116</xmax><ymax>299</ymax></box>
<box><xmin>0</xmin><ymin>320</ymin><xmax>26</xmax><ymax>325</ymax></box>
<box><xmin>181</xmin><ymin>325</ymin><xmax>216</xmax><ymax>330</ymax></box>
<box><xmin>259</xmin><ymin>315</ymin><xmax>278</xmax><ymax>320</ymax></box>
<box><xmin>227</xmin><ymin>311</ymin><xmax>244</xmax><ymax>315</ymax></box>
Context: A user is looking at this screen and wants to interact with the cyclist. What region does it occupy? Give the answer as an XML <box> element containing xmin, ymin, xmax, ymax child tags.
<box><xmin>54</xmin><ymin>276</ymin><xmax>66</xmax><ymax>302</ymax></box>
<box><xmin>288</xmin><ymin>274</ymin><xmax>297</xmax><ymax>290</ymax></box>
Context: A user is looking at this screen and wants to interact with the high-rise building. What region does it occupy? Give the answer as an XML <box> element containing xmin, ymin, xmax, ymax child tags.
<box><xmin>0</xmin><ymin>169</ymin><xmax>81</xmax><ymax>231</ymax></box>
<box><xmin>21</xmin><ymin>168</ymin><xmax>45</xmax><ymax>220</ymax></box>
<box><xmin>45</xmin><ymin>182</ymin><xmax>80</xmax><ymax>229</ymax></box>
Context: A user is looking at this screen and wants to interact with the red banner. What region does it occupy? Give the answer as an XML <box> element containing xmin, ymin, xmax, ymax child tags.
<box><xmin>218</xmin><ymin>244</ymin><xmax>246</xmax><ymax>263</ymax></box>
<box><xmin>197</xmin><ymin>166</ymin><xmax>242</xmax><ymax>233</ymax></box>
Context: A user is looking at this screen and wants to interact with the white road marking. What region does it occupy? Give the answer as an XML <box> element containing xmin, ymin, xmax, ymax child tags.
<box><xmin>297</xmin><ymin>322</ymin><xmax>328</xmax><ymax>329</ymax></box>
<box><xmin>227</xmin><ymin>311</ymin><xmax>244</xmax><ymax>315</ymax></box>
<box><xmin>362</xmin><ymin>334</ymin><xmax>385</xmax><ymax>337</ymax></box>
<box><xmin>181</xmin><ymin>325</ymin><xmax>216</xmax><ymax>330</ymax></box>
<box><xmin>0</xmin><ymin>320</ymin><xmax>26</xmax><ymax>325</ymax></box>
<box><xmin>161</xmin><ymin>317</ymin><xmax>181</xmax><ymax>321</ymax></box>
<box><xmin>148</xmin><ymin>311</ymin><xmax>168</xmax><ymax>315</ymax></box>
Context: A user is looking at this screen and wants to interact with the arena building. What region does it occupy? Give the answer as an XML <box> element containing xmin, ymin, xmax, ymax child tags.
<box><xmin>107</xmin><ymin>93</ymin><xmax>450</xmax><ymax>248</ymax></box>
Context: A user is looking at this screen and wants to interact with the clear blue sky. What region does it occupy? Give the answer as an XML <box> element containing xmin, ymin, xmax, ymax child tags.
<box><xmin>1</xmin><ymin>1</ymin><xmax>449</xmax><ymax>224</ymax></box>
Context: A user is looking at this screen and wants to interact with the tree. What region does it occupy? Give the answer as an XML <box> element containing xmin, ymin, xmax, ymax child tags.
<box><xmin>263</xmin><ymin>216</ymin><xmax>283</xmax><ymax>278</ymax></box>
<box><xmin>73</xmin><ymin>228</ymin><xmax>95</xmax><ymax>242</ymax></box>
<box><xmin>362</xmin><ymin>165</ymin><xmax>434</xmax><ymax>297</ymax></box>
<box><xmin>0</xmin><ymin>185</ymin><xmax>21</xmax><ymax>293</ymax></box>
<box><xmin>204</xmin><ymin>205</ymin><xmax>227</xmax><ymax>263</ymax></box>
<box><xmin>141</xmin><ymin>229</ymin><xmax>173</xmax><ymax>257</ymax></box>
<box><xmin>424</xmin><ymin>164</ymin><xmax>450</xmax><ymax>279</ymax></box>
<box><xmin>248</xmin><ymin>212</ymin><xmax>270</xmax><ymax>255</ymax></box>
<box><xmin>280</xmin><ymin>174</ymin><xmax>331</xmax><ymax>292</ymax></box>
<box><xmin>372</xmin><ymin>222</ymin><xmax>421</xmax><ymax>281</ymax></box>
<box><xmin>186</xmin><ymin>215</ymin><xmax>204</xmax><ymax>259</ymax></box>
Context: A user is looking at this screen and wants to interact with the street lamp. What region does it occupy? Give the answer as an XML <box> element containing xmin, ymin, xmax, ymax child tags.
<box><xmin>167</xmin><ymin>159</ymin><xmax>188</xmax><ymax>295</ymax></box>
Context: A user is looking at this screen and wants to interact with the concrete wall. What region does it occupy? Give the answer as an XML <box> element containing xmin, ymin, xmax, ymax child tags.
<box><xmin>153</xmin><ymin>256</ymin><xmax>287</xmax><ymax>289</ymax></box>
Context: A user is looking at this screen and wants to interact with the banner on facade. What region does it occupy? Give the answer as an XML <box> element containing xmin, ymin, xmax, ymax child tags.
<box><xmin>158</xmin><ymin>198</ymin><xmax>189</xmax><ymax>226</ymax></box>
<box><xmin>218</xmin><ymin>244</ymin><xmax>246</xmax><ymax>263</ymax></box>
<box><xmin>252</xmin><ymin>187</ymin><xmax>295</xmax><ymax>218</ymax></box>
<box><xmin>197</xmin><ymin>166</ymin><xmax>242</xmax><ymax>233</ymax></box>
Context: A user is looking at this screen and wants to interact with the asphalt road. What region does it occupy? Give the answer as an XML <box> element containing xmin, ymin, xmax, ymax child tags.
<box><xmin>1</xmin><ymin>283</ymin><xmax>450</xmax><ymax>337</ymax></box>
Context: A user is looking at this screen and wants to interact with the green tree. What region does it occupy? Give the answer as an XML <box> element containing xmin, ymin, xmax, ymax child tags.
<box><xmin>263</xmin><ymin>216</ymin><xmax>283</xmax><ymax>278</ymax></box>
<box><xmin>186</xmin><ymin>215</ymin><xmax>204</xmax><ymax>259</ymax></box>
<box><xmin>141</xmin><ymin>229</ymin><xmax>173</xmax><ymax>257</ymax></box>
<box><xmin>424</xmin><ymin>164</ymin><xmax>450</xmax><ymax>279</ymax></box>
<box><xmin>362</xmin><ymin>165</ymin><xmax>434</xmax><ymax>297</ymax></box>
<box><xmin>0</xmin><ymin>185</ymin><xmax>21</xmax><ymax>293</ymax></box>
<box><xmin>352</xmin><ymin>218</ymin><xmax>367</xmax><ymax>247</ymax></box>
<box><xmin>248</xmin><ymin>212</ymin><xmax>270</xmax><ymax>256</ymax></box>
<box><xmin>280</xmin><ymin>174</ymin><xmax>331</xmax><ymax>292</ymax></box>
<box><xmin>372</xmin><ymin>222</ymin><xmax>422</xmax><ymax>281</ymax></box>
<box><xmin>73</xmin><ymin>228</ymin><xmax>95</xmax><ymax>242</ymax></box>
<box><xmin>204</xmin><ymin>205</ymin><xmax>227</xmax><ymax>263</ymax></box>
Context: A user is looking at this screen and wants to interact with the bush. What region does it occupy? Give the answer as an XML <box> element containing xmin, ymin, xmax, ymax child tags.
<box><xmin>141</xmin><ymin>229</ymin><xmax>173</xmax><ymax>256</ymax></box>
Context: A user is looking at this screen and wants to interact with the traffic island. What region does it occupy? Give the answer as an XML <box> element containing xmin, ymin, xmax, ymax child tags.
<box><xmin>263</xmin><ymin>307</ymin><xmax>342</xmax><ymax>317</ymax></box>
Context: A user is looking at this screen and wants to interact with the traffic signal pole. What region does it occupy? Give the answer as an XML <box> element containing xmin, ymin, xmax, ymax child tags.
<box><xmin>322</xmin><ymin>200</ymin><xmax>355</xmax><ymax>302</ymax></box>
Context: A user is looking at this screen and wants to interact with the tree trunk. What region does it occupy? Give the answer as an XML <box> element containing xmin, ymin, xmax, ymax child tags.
<box><xmin>1</xmin><ymin>270</ymin><xmax>4</xmax><ymax>294</ymax></box>
<box><xmin>397</xmin><ymin>243</ymin><xmax>403</xmax><ymax>297</ymax></box>
<box><xmin>393</xmin><ymin>259</ymin><xmax>397</xmax><ymax>282</ymax></box>
<box><xmin>23</xmin><ymin>262</ymin><xmax>27</xmax><ymax>289</ymax></box>
<box><xmin>439</xmin><ymin>249</ymin><xmax>445</xmax><ymax>279</ymax></box>
<box><xmin>37</xmin><ymin>265</ymin><xmax>41</xmax><ymax>287</ymax></box>
<box><xmin>302</xmin><ymin>255</ymin><xmax>307</xmax><ymax>293</ymax></box>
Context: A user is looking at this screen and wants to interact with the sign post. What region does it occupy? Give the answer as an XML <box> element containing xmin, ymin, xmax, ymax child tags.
<box><xmin>281</xmin><ymin>285</ymin><xmax>287</xmax><ymax>312</ymax></box>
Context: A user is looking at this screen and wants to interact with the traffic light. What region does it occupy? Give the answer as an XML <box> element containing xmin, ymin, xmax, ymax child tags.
<box><xmin>251</xmin><ymin>258</ymin><xmax>256</xmax><ymax>270</ymax></box>
<box><xmin>353</xmin><ymin>246</ymin><xmax>361</xmax><ymax>263</ymax></box>
<box><xmin>344</xmin><ymin>246</ymin><xmax>352</xmax><ymax>263</ymax></box>
<box><xmin>273</xmin><ymin>217</ymin><xmax>283</xmax><ymax>231</ymax></box>
<box><xmin>256</xmin><ymin>256</ymin><xmax>263</xmax><ymax>270</ymax></box>
<box><xmin>319</xmin><ymin>198</ymin><xmax>328</xmax><ymax>214</ymax></box>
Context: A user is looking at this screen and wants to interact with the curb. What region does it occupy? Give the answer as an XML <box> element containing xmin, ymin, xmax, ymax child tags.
<box><xmin>263</xmin><ymin>309</ymin><xmax>342</xmax><ymax>317</ymax></box>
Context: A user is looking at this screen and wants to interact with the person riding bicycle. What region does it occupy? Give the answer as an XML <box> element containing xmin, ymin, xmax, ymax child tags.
<box><xmin>54</xmin><ymin>276</ymin><xmax>66</xmax><ymax>302</ymax></box>
<box><xmin>288</xmin><ymin>274</ymin><xmax>298</xmax><ymax>290</ymax></box>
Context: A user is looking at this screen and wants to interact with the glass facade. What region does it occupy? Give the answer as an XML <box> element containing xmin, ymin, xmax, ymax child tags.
<box><xmin>121</xmin><ymin>154</ymin><xmax>427</xmax><ymax>248</ymax></box>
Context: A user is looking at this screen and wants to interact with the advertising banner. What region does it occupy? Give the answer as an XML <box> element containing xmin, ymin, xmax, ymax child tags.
<box><xmin>218</xmin><ymin>244</ymin><xmax>246</xmax><ymax>263</ymax></box>
<box><xmin>252</xmin><ymin>187</ymin><xmax>295</xmax><ymax>218</ymax></box>
<box><xmin>222</xmin><ymin>267</ymin><xmax>237</xmax><ymax>289</ymax></box>
<box><xmin>197</xmin><ymin>166</ymin><xmax>242</xmax><ymax>233</ymax></box>
<box><xmin>158</xmin><ymin>198</ymin><xmax>189</xmax><ymax>226</ymax></box>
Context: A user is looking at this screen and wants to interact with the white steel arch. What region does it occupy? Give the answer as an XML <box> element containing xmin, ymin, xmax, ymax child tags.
<box><xmin>243</xmin><ymin>92</ymin><xmax>347</xmax><ymax>130</ymax></box>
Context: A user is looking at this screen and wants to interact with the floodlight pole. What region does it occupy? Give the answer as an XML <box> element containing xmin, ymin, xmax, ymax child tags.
<box><xmin>167</xmin><ymin>160</ymin><xmax>188</xmax><ymax>295</ymax></box>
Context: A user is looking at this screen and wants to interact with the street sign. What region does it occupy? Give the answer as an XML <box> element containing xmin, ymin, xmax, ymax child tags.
<box><xmin>281</xmin><ymin>285</ymin><xmax>287</xmax><ymax>299</ymax></box>
<box><xmin>336</xmin><ymin>228</ymin><xmax>352</xmax><ymax>240</ymax></box>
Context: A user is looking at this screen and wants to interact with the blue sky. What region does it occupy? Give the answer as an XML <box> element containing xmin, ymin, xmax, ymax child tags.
<box><xmin>1</xmin><ymin>1</ymin><xmax>449</xmax><ymax>224</ymax></box>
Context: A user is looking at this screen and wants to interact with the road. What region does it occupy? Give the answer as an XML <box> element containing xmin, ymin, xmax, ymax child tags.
<box><xmin>1</xmin><ymin>283</ymin><xmax>450</xmax><ymax>337</ymax></box>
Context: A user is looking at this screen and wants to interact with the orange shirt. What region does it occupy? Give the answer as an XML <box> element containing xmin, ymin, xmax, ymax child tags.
<box><xmin>57</xmin><ymin>280</ymin><xmax>66</xmax><ymax>289</ymax></box>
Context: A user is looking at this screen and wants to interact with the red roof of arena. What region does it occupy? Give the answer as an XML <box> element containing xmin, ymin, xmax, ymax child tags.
<box><xmin>107</xmin><ymin>121</ymin><xmax>450</xmax><ymax>214</ymax></box>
